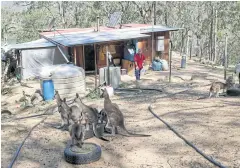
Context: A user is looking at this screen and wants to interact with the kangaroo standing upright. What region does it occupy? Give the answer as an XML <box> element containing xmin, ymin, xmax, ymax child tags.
<box><xmin>69</xmin><ymin>110</ymin><xmax>86</xmax><ymax>148</ymax></box>
<box><xmin>54</xmin><ymin>91</ymin><xmax>71</xmax><ymax>129</ymax></box>
<box><xmin>74</xmin><ymin>93</ymin><xmax>109</xmax><ymax>141</ymax></box>
<box><xmin>101</xmin><ymin>88</ymin><xmax>151</xmax><ymax>137</ymax></box>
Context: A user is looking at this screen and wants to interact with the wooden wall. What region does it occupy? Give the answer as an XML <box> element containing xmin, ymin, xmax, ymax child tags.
<box><xmin>97</xmin><ymin>42</ymin><xmax>124</xmax><ymax>69</ymax></box>
<box><xmin>71</xmin><ymin>31</ymin><xmax>170</xmax><ymax>72</ymax></box>
<box><xmin>73</xmin><ymin>46</ymin><xmax>84</xmax><ymax>68</ymax></box>
<box><xmin>137</xmin><ymin>31</ymin><xmax>170</xmax><ymax>64</ymax></box>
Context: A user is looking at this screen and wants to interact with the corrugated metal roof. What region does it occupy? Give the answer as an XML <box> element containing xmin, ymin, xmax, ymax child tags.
<box><xmin>8</xmin><ymin>39</ymin><xmax>56</xmax><ymax>50</ymax></box>
<box><xmin>42</xmin><ymin>30</ymin><xmax>151</xmax><ymax>47</ymax></box>
<box><xmin>140</xmin><ymin>25</ymin><xmax>184</xmax><ymax>33</ymax></box>
<box><xmin>40</xmin><ymin>24</ymin><xmax>151</xmax><ymax>36</ymax></box>
<box><xmin>9</xmin><ymin>24</ymin><xmax>181</xmax><ymax>50</ymax></box>
<box><xmin>41</xmin><ymin>25</ymin><xmax>181</xmax><ymax>47</ymax></box>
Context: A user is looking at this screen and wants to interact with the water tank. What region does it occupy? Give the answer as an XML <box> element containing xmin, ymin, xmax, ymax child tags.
<box><xmin>41</xmin><ymin>64</ymin><xmax>86</xmax><ymax>99</ymax></box>
<box><xmin>99</xmin><ymin>66</ymin><xmax>121</xmax><ymax>89</ymax></box>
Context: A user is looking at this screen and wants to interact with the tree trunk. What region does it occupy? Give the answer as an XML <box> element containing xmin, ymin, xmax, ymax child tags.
<box><xmin>153</xmin><ymin>1</ymin><xmax>156</xmax><ymax>25</ymax></box>
<box><xmin>214</xmin><ymin>9</ymin><xmax>218</xmax><ymax>64</ymax></box>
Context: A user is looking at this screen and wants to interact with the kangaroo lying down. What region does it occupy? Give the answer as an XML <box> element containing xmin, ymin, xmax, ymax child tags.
<box><xmin>100</xmin><ymin>88</ymin><xmax>151</xmax><ymax>137</ymax></box>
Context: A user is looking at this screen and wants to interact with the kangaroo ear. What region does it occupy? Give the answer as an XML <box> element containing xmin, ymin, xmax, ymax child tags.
<box><xmin>76</xmin><ymin>93</ymin><xmax>79</xmax><ymax>98</ymax></box>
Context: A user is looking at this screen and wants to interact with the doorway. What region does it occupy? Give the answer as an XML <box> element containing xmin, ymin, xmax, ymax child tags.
<box><xmin>84</xmin><ymin>45</ymin><xmax>95</xmax><ymax>71</ymax></box>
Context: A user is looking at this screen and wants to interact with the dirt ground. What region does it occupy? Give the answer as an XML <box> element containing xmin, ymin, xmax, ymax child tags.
<box><xmin>1</xmin><ymin>52</ymin><xmax>240</xmax><ymax>168</ymax></box>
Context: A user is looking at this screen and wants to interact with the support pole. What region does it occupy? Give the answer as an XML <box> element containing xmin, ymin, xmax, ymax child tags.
<box><xmin>169</xmin><ymin>37</ymin><xmax>172</xmax><ymax>83</ymax></box>
<box><xmin>57</xmin><ymin>45</ymin><xmax>70</xmax><ymax>63</ymax></box>
<box><xmin>106</xmin><ymin>45</ymin><xmax>110</xmax><ymax>85</ymax></box>
<box><xmin>74</xmin><ymin>47</ymin><xmax>77</xmax><ymax>65</ymax></box>
<box><xmin>94</xmin><ymin>44</ymin><xmax>97</xmax><ymax>89</ymax></box>
<box><xmin>224</xmin><ymin>34</ymin><xmax>228</xmax><ymax>80</ymax></box>
<box><xmin>83</xmin><ymin>45</ymin><xmax>85</xmax><ymax>70</ymax></box>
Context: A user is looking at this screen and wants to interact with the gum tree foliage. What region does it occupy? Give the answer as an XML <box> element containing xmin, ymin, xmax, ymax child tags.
<box><xmin>2</xmin><ymin>1</ymin><xmax>240</xmax><ymax>65</ymax></box>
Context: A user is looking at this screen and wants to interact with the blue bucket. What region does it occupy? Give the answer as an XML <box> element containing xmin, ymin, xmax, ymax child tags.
<box><xmin>41</xmin><ymin>78</ymin><xmax>54</xmax><ymax>101</ymax></box>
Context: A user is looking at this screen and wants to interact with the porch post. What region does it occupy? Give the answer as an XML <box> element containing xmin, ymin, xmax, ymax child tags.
<box><xmin>94</xmin><ymin>44</ymin><xmax>97</xmax><ymax>89</ymax></box>
<box><xmin>83</xmin><ymin>45</ymin><xmax>85</xmax><ymax>70</ymax></box>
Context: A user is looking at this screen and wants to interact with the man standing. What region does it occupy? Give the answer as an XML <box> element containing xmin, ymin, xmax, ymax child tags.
<box><xmin>134</xmin><ymin>49</ymin><xmax>145</xmax><ymax>80</ymax></box>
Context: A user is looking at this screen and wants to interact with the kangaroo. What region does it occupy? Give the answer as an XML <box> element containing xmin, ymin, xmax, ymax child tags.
<box><xmin>209</xmin><ymin>81</ymin><xmax>228</xmax><ymax>98</ymax></box>
<box><xmin>74</xmin><ymin>93</ymin><xmax>109</xmax><ymax>141</ymax></box>
<box><xmin>209</xmin><ymin>76</ymin><xmax>234</xmax><ymax>98</ymax></box>
<box><xmin>69</xmin><ymin>119</ymin><xmax>86</xmax><ymax>148</ymax></box>
<box><xmin>100</xmin><ymin>88</ymin><xmax>151</xmax><ymax>137</ymax></box>
<box><xmin>57</xmin><ymin>98</ymin><xmax>72</xmax><ymax>130</ymax></box>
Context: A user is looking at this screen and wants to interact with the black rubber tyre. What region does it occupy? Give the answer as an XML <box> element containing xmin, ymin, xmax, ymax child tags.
<box><xmin>64</xmin><ymin>143</ymin><xmax>101</xmax><ymax>165</ymax></box>
<box><xmin>227</xmin><ymin>88</ymin><xmax>240</xmax><ymax>96</ymax></box>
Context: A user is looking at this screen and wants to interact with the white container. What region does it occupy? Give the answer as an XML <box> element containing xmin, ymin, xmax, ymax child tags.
<box><xmin>45</xmin><ymin>64</ymin><xmax>86</xmax><ymax>99</ymax></box>
<box><xmin>99</xmin><ymin>66</ymin><xmax>121</xmax><ymax>88</ymax></box>
<box><xmin>99</xmin><ymin>86</ymin><xmax>114</xmax><ymax>97</ymax></box>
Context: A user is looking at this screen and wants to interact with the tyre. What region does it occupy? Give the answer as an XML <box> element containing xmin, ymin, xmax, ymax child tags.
<box><xmin>227</xmin><ymin>88</ymin><xmax>240</xmax><ymax>96</ymax></box>
<box><xmin>64</xmin><ymin>143</ymin><xmax>101</xmax><ymax>165</ymax></box>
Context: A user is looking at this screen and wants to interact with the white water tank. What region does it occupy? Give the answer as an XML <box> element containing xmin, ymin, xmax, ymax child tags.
<box><xmin>99</xmin><ymin>66</ymin><xmax>121</xmax><ymax>88</ymax></box>
<box><xmin>42</xmin><ymin>64</ymin><xmax>86</xmax><ymax>99</ymax></box>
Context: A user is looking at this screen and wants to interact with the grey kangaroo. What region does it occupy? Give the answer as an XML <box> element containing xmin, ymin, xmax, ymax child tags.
<box><xmin>209</xmin><ymin>76</ymin><xmax>233</xmax><ymax>98</ymax></box>
<box><xmin>69</xmin><ymin>112</ymin><xmax>86</xmax><ymax>148</ymax></box>
<box><xmin>100</xmin><ymin>88</ymin><xmax>151</xmax><ymax>137</ymax></box>
<box><xmin>74</xmin><ymin>93</ymin><xmax>109</xmax><ymax>141</ymax></box>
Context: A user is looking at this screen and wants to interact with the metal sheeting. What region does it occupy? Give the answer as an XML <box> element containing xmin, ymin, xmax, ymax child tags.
<box><xmin>21</xmin><ymin>47</ymin><xmax>68</xmax><ymax>79</ymax></box>
<box><xmin>140</xmin><ymin>25</ymin><xmax>183</xmax><ymax>34</ymax></box>
<box><xmin>8</xmin><ymin>39</ymin><xmax>56</xmax><ymax>50</ymax></box>
<box><xmin>44</xmin><ymin>30</ymin><xmax>151</xmax><ymax>47</ymax></box>
<box><xmin>8</xmin><ymin>25</ymin><xmax>181</xmax><ymax>50</ymax></box>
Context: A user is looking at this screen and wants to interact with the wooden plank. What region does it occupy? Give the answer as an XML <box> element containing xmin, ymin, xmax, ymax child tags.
<box><xmin>74</xmin><ymin>47</ymin><xmax>77</xmax><ymax>65</ymax></box>
<box><xmin>94</xmin><ymin>44</ymin><xmax>97</xmax><ymax>89</ymax></box>
<box><xmin>83</xmin><ymin>45</ymin><xmax>85</xmax><ymax>70</ymax></box>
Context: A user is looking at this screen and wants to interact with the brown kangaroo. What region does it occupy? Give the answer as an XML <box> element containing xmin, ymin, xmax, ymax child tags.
<box><xmin>100</xmin><ymin>88</ymin><xmax>151</xmax><ymax>137</ymax></box>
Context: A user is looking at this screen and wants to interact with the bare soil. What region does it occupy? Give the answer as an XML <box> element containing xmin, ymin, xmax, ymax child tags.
<box><xmin>1</xmin><ymin>52</ymin><xmax>240</xmax><ymax>168</ymax></box>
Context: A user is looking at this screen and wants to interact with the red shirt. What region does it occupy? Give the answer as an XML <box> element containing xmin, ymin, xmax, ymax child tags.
<box><xmin>134</xmin><ymin>53</ymin><xmax>145</xmax><ymax>69</ymax></box>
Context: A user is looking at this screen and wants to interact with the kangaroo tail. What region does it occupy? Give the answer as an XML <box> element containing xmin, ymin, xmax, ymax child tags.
<box><xmin>121</xmin><ymin>124</ymin><xmax>151</xmax><ymax>137</ymax></box>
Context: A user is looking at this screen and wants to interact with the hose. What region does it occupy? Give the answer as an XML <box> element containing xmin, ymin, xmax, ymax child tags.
<box><xmin>148</xmin><ymin>104</ymin><xmax>227</xmax><ymax>168</ymax></box>
<box><xmin>8</xmin><ymin>117</ymin><xmax>47</xmax><ymax>168</ymax></box>
<box><xmin>115</xmin><ymin>88</ymin><xmax>162</xmax><ymax>92</ymax></box>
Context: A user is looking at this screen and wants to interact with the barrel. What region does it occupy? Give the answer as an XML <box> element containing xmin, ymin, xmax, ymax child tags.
<box><xmin>41</xmin><ymin>78</ymin><xmax>54</xmax><ymax>101</ymax></box>
<box><xmin>181</xmin><ymin>55</ymin><xmax>187</xmax><ymax>68</ymax></box>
